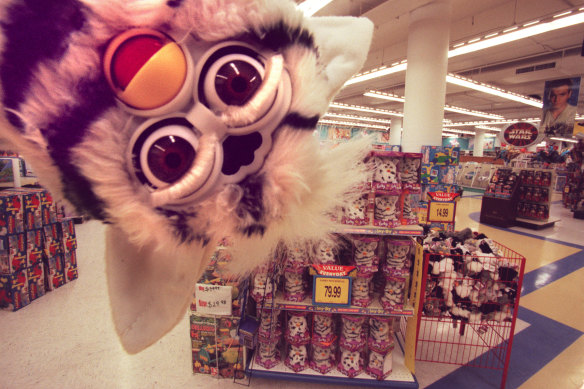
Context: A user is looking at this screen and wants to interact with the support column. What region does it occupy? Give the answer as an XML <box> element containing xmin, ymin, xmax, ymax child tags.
<box><xmin>474</xmin><ymin>129</ymin><xmax>485</xmax><ymax>156</ymax></box>
<box><xmin>389</xmin><ymin>117</ymin><xmax>402</xmax><ymax>145</ymax></box>
<box><xmin>401</xmin><ymin>0</ymin><xmax>451</xmax><ymax>153</ymax></box>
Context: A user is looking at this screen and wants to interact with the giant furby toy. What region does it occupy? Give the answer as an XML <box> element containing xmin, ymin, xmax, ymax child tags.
<box><xmin>0</xmin><ymin>0</ymin><xmax>373</xmax><ymax>353</ymax></box>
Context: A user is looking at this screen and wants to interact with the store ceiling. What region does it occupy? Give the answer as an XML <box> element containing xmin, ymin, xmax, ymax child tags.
<box><xmin>306</xmin><ymin>0</ymin><xmax>584</xmax><ymax>133</ymax></box>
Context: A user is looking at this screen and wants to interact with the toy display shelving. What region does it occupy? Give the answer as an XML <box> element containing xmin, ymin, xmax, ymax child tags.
<box><xmin>416</xmin><ymin>241</ymin><xmax>526</xmax><ymax>389</ymax></box>
<box><xmin>245</xmin><ymin>150</ymin><xmax>426</xmax><ymax>387</ymax></box>
<box><xmin>246</xmin><ymin>227</ymin><xmax>424</xmax><ymax>388</ymax></box>
<box><xmin>515</xmin><ymin>168</ymin><xmax>556</xmax><ymax>229</ymax></box>
<box><xmin>480</xmin><ymin>167</ymin><xmax>558</xmax><ymax>229</ymax></box>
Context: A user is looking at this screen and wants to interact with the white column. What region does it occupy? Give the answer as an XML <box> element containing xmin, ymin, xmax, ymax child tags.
<box><xmin>474</xmin><ymin>129</ymin><xmax>485</xmax><ymax>156</ymax></box>
<box><xmin>389</xmin><ymin>117</ymin><xmax>402</xmax><ymax>145</ymax></box>
<box><xmin>401</xmin><ymin>0</ymin><xmax>451</xmax><ymax>153</ymax></box>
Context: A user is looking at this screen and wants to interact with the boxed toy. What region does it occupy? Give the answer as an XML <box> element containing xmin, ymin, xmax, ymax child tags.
<box><xmin>64</xmin><ymin>250</ymin><xmax>78</xmax><ymax>282</ymax></box>
<box><xmin>26</xmin><ymin>229</ymin><xmax>44</xmax><ymax>267</ymax></box>
<box><xmin>400</xmin><ymin>153</ymin><xmax>422</xmax><ymax>191</ymax></box>
<box><xmin>215</xmin><ymin>317</ymin><xmax>245</xmax><ymax>379</ymax></box>
<box><xmin>40</xmin><ymin>190</ymin><xmax>57</xmax><ymax>225</ymax></box>
<box><xmin>191</xmin><ymin>315</ymin><xmax>219</xmax><ymax>375</ymax></box>
<box><xmin>58</xmin><ymin>219</ymin><xmax>77</xmax><ymax>253</ymax></box>
<box><xmin>0</xmin><ymin>269</ymin><xmax>29</xmax><ymax>311</ymax></box>
<box><xmin>0</xmin><ymin>191</ymin><xmax>24</xmax><ymax>235</ymax></box>
<box><xmin>43</xmin><ymin>223</ymin><xmax>61</xmax><ymax>257</ymax></box>
<box><xmin>370</xmin><ymin>151</ymin><xmax>402</xmax><ymax>192</ymax></box>
<box><xmin>44</xmin><ymin>254</ymin><xmax>66</xmax><ymax>291</ymax></box>
<box><xmin>0</xmin><ymin>233</ymin><xmax>26</xmax><ymax>274</ymax></box>
<box><xmin>422</xmin><ymin>146</ymin><xmax>460</xmax><ymax>165</ymax></box>
<box><xmin>20</xmin><ymin>189</ymin><xmax>43</xmax><ymax>230</ymax></box>
<box><xmin>190</xmin><ymin>315</ymin><xmax>245</xmax><ymax>379</ymax></box>
<box><xmin>27</xmin><ymin>261</ymin><xmax>46</xmax><ymax>301</ymax></box>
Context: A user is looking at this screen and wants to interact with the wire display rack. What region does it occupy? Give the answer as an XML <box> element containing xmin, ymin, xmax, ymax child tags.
<box><xmin>415</xmin><ymin>242</ymin><xmax>525</xmax><ymax>389</ymax></box>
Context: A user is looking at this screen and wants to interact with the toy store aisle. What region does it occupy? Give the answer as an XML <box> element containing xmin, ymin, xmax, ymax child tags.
<box><xmin>1</xmin><ymin>194</ymin><xmax>583</xmax><ymax>389</ymax></box>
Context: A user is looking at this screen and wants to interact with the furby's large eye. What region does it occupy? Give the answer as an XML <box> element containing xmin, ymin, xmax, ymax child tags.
<box><xmin>103</xmin><ymin>29</ymin><xmax>187</xmax><ymax>110</ymax></box>
<box><xmin>131</xmin><ymin>118</ymin><xmax>199</xmax><ymax>189</ymax></box>
<box><xmin>200</xmin><ymin>49</ymin><xmax>265</xmax><ymax>111</ymax></box>
<box><xmin>214</xmin><ymin>59</ymin><xmax>262</xmax><ymax>105</ymax></box>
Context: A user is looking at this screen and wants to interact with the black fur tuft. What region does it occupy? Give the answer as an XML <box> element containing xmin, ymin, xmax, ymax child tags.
<box><xmin>0</xmin><ymin>0</ymin><xmax>86</xmax><ymax>128</ymax></box>
<box><xmin>253</xmin><ymin>20</ymin><xmax>314</xmax><ymax>51</ymax></box>
<box><xmin>43</xmin><ymin>75</ymin><xmax>116</xmax><ymax>220</ymax></box>
<box><xmin>282</xmin><ymin>112</ymin><xmax>319</xmax><ymax>130</ymax></box>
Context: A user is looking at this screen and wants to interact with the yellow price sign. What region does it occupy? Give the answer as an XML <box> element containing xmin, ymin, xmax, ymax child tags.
<box><xmin>427</xmin><ymin>201</ymin><xmax>455</xmax><ymax>223</ymax></box>
<box><xmin>313</xmin><ymin>276</ymin><xmax>351</xmax><ymax>306</ymax></box>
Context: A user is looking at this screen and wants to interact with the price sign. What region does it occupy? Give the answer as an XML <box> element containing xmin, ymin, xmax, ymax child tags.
<box><xmin>195</xmin><ymin>283</ymin><xmax>232</xmax><ymax>315</ymax></box>
<box><xmin>312</xmin><ymin>276</ymin><xmax>351</xmax><ymax>306</ymax></box>
<box><xmin>427</xmin><ymin>201</ymin><xmax>455</xmax><ymax>222</ymax></box>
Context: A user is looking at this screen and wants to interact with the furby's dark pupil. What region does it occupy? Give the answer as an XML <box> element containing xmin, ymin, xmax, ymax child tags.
<box><xmin>215</xmin><ymin>60</ymin><xmax>261</xmax><ymax>105</ymax></box>
<box><xmin>147</xmin><ymin>136</ymin><xmax>195</xmax><ymax>183</ymax></box>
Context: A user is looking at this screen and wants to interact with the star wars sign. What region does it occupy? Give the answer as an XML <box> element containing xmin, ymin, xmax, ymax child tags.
<box><xmin>500</xmin><ymin>122</ymin><xmax>542</xmax><ymax>148</ymax></box>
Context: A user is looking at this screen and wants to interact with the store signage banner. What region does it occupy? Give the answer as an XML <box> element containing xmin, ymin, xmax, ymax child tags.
<box><xmin>540</xmin><ymin>77</ymin><xmax>581</xmax><ymax>137</ymax></box>
<box><xmin>499</xmin><ymin>122</ymin><xmax>542</xmax><ymax>148</ymax></box>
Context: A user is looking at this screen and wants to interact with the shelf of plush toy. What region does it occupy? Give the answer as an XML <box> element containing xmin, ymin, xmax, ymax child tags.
<box><xmin>248</xmin><ymin>339</ymin><xmax>418</xmax><ymax>388</ymax></box>
<box><xmin>335</xmin><ymin>224</ymin><xmax>424</xmax><ymax>237</ymax></box>
<box><xmin>270</xmin><ymin>292</ymin><xmax>415</xmax><ymax>317</ymax></box>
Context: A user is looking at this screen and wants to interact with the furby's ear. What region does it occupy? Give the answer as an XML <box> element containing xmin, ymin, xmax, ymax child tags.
<box><xmin>105</xmin><ymin>226</ymin><xmax>215</xmax><ymax>354</ymax></box>
<box><xmin>306</xmin><ymin>16</ymin><xmax>373</xmax><ymax>99</ymax></box>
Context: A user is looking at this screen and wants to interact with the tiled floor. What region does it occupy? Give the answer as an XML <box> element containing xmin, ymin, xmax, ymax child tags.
<box><xmin>1</xmin><ymin>192</ymin><xmax>583</xmax><ymax>389</ymax></box>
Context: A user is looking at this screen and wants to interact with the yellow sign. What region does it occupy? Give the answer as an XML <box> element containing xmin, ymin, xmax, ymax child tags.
<box><xmin>427</xmin><ymin>201</ymin><xmax>455</xmax><ymax>223</ymax></box>
<box><xmin>313</xmin><ymin>276</ymin><xmax>351</xmax><ymax>306</ymax></box>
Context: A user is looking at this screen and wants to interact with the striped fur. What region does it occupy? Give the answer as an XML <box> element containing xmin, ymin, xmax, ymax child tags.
<box><xmin>0</xmin><ymin>0</ymin><xmax>373</xmax><ymax>352</ymax></box>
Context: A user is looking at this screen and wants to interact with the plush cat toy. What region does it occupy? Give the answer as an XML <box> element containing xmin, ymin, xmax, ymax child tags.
<box><xmin>0</xmin><ymin>1</ymin><xmax>373</xmax><ymax>352</ymax></box>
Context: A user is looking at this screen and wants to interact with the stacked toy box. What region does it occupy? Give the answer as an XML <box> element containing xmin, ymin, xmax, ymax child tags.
<box><xmin>419</xmin><ymin>146</ymin><xmax>461</xmax><ymax>231</ymax></box>
<box><xmin>190</xmin><ymin>244</ymin><xmax>246</xmax><ymax>379</ymax></box>
<box><xmin>0</xmin><ymin>188</ymin><xmax>78</xmax><ymax>311</ymax></box>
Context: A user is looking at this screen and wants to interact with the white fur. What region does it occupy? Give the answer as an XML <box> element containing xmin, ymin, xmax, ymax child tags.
<box><xmin>0</xmin><ymin>0</ymin><xmax>373</xmax><ymax>353</ymax></box>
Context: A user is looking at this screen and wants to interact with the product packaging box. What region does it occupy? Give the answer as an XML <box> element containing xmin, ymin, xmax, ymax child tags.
<box><xmin>0</xmin><ymin>233</ymin><xmax>26</xmax><ymax>274</ymax></box>
<box><xmin>43</xmin><ymin>224</ymin><xmax>61</xmax><ymax>258</ymax></box>
<box><xmin>421</xmin><ymin>146</ymin><xmax>460</xmax><ymax>165</ymax></box>
<box><xmin>58</xmin><ymin>219</ymin><xmax>77</xmax><ymax>253</ymax></box>
<box><xmin>0</xmin><ymin>269</ymin><xmax>30</xmax><ymax>311</ymax></box>
<box><xmin>27</xmin><ymin>261</ymin><xmax>46</xmax><ymax>301</ymax></box>
<box><xmin>0</xmin><ymin>191</ymin><xmax>24</xmax><ymax>235</ymax></box>
<box><xmin>190</xmin><ymin>314</ymin><xmax>245</xmax><ymax>378</ymax></box>
<box><xmin>22</xmin><ymin>190</ymin><xmax>42</xmax><ymax>230</ymax></box>
<box><xmin>44</xmin><ymin>254</ymin><xmax>65</xmax><ymax>291</ymax></box>
<box><xmin>26</xmin><ymin>229</ymin><xmax>44</xmax><ymax>267</ymax></box>
<box><xmin>191</xmin><ymin>315</ymin><xmax>219</xmax><ymax>375</ymax></box>
<box><xmin>63</xmin><ymin>250</ymin><xmax>78</xmax><ymax>282</ymax></box>
<box><xmin>40</xmin><ymin>190</ymin><xmax>57</xmax><ymax>225</ymax></box>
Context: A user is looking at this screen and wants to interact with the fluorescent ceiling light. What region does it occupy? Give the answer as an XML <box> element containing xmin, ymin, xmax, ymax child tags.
<box><xmin>329</xmin><ymin>102</ymin><xmax>403</xmax><ymax>117</ymax></box>
<box><xmin>448</xmin><ymin>10</ymin><xmax>584</xmax><ymax>57</ymax></box>
<box><xmin>344</xmin><ymin>8</ymin><xmax>584</xmax><ymax>86</ymax></box>
<box><xmin>319</xmin><ymin>119</ymin><xmax>389</xmax><ymax>130</ymax></box>
<box><xmin>443</xmin><ymin>128</ymin><xmax>476</xmax><ymax>135</ymax></box>
<box><xmin>364</xmin><ymin>91</ymin><xmax>405</xmax><ymax>103</ymax></box>
<box><xmin>446</xmin><ymin>74</ymin><xmax>543</xmax><ymax>108</ymax></box>
<box><xmin>443</xmin><ymin>104</ymin><xmax>503</xmax><ymax>119</ymax></box>
<box><xmin>475</xmin><ymin>125</ymin><xmax>502</xmax><ymax>132</ymax></box>
<box><xmin>344</xmin><ymin>63</ymin><xmax>408</xmax><ymax>86</ymax></box>
<box><xmin>323</xmin><ymin>112</ymin><xmax>391</xmax><ymax>125</ymax></box>
<box><xmin>447</xmin><ymin>118</ymin><xmax>541</xmax><ymax>127</ymax></box>
<box><xmin>297</xmin><ymin>0</ymin><xmax>333</xmax><ymax>16</ymax></box>
<box><xmin>549</xmin><ymin>137</ymin><xmax>578</xmax><ymax>143</ymax></box>
<box><xmin>365</xmin><ymin>90</ymin><xmax>503</xmax><ymax>119</ymax></box>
